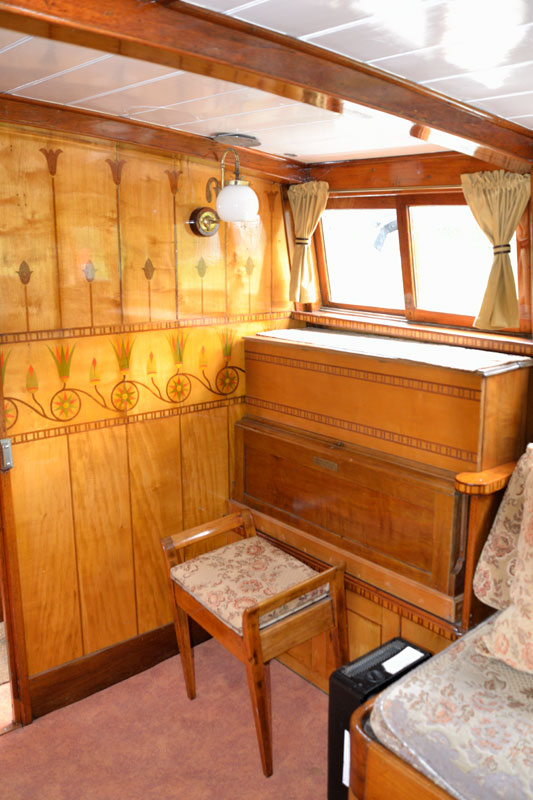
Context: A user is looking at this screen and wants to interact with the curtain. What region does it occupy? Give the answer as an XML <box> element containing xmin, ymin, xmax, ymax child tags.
<box><xmin>461</xmin><ymin>169</ymin><xmax>530</xmax><ymax>330</ymax></box>
<box><xmin>287</xmin><ymin>181</ymin><xmax>329</xmax><ymax>303</ymax></box>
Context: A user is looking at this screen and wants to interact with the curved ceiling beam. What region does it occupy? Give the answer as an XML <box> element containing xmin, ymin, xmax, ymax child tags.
<box><xmin>0</xmin><ymin>0</ymin><xmax>532</xmax><ymax>162</ymax></box>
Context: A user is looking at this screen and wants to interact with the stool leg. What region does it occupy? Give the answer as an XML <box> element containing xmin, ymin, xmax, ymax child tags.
<box><xmin>245</xmin><ymin>656</ymin><xmax>273</xmax><ymax>777</ymax></box>
<box><xmin>174</xmin><ymin>604</ymin><xmax>196</xmax><ymax>700</ymax></box>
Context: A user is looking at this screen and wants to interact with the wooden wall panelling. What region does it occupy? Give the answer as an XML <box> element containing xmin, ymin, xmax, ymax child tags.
<box><xmin>176</xmin><ymin>157</ymin><xmax>226</xmax><ymax>319</ymax></box>
<box><xmin>127</xmin><ymin>417</ymin><xmax>181</xmax><ymax>634</ymax></box>
<box><xmin>119</xmin><ymin>145</ymin><xmax>176</xmax><ymax>324</ymax></box>
<box><xmin>381</xmin><ymin>607</ymin><xmax>401</xmax><ymax>642</ymax></box>
<box><xmin>0</xmin><ymin>127</ymin><xmax>59</xmax><ymax>333</ymax></box>
<box><xmin>180</xmin><ymin>405</ymin><xmax>230</xmax><ymax>529</ymax></box>
<box><xmin>53</xmin><ymin>136</ymin><xmax>121</xmax><ymax>329</ymax></box>
<box><xmin>11</xmin><ymin>437</ymin><xmax>83</xmax><ymax>676</ymax></box>
<box><xmin>269</xmin><ymin>185</ymin><xmax>292</xmax><ymax>312</ymax></box>
<box><xmin>68</xmin><ymin>425</ymin><xmax>137</xmax><ymax>654</ymax></box>
<box><xmin>228</xmin><ymin>401</ymin><xmax>246</xmax><ymax>499</ymax></box>
<box><xmin>226</xmin><ymin>179</ymin><xmax>271</xmax><ymax>317</ymax></box>
<box><xmin>346</xmin><ymin>591</ymin><xmax>382</xmax><ymax>661</ymax></box>
<box><xmin>400</xmin><ymin>617</ymin><xmax>453</xmax><ymax>654</ymax></box>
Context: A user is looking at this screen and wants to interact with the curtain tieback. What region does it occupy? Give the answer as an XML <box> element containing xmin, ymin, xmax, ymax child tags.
<box><xmin>493</xmin><ymin>243</ymin><xmax>511</xmax><ymax>254</ymax></box>
<box><xmin>295</xmin><ymin>237</ymin><xmax>310</xmax><ymax>245</ymax></box>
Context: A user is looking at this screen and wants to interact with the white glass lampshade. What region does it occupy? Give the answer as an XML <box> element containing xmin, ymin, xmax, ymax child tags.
<box><xmin>216</xmin><ymin>180</ymin><xmax>259</xmax><ymax>222</ymax></box>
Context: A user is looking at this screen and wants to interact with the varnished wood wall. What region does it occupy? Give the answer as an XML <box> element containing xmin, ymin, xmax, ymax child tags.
<box><xmin>0</xmin><ymin>123</ymin><xmax>292</xmax><ymax>677</ymax></box>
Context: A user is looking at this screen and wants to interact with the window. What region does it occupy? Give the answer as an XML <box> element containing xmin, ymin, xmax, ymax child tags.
<box><xmin>318</xmin><ymin>192</ymin><xmax>530</xmax><ymax>332</ymax></box>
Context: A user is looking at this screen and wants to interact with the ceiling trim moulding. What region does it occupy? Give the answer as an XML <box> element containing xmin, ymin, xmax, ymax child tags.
<box><xmin>0</xmin><ymin>1</ymin><xmax>532</xmax><ymax>163</ymax></box>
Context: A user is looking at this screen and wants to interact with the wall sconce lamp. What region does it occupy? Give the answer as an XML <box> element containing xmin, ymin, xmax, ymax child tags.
<box><xmin>206</xmin><ymin>148</ymin><xmax>259</xmax><ymax>222</ymax></box>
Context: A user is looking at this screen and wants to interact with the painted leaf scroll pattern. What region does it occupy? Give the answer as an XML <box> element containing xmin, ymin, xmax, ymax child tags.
<box><xmin>0</xmin><ymin>351</ymin><xmax>18</xmax><ymax>430</ymax></box>
<box><xmin>2</xmin><ymin>328</ymin><xmax>244</xmax><ymax>432</ymax></box>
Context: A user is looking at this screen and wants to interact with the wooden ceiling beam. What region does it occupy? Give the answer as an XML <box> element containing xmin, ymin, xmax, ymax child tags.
<box><xmin>0</xmin><ymin>0</ymin><xmax>532</xmax><ymax>164</ymax></box>
<box><xmin>0</xmin><ymin>94</ymin><xmax>305</xmax><ymax>182</ymax></box>
<box><xmin>309</xmin><ymin>152</ymin><xmax>509</xmax><ymax>193</ymax></box>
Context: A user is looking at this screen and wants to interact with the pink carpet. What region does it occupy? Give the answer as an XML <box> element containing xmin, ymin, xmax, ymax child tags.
<box><xmin>0</xmin><ymin>639</ymin><xmax>329</xmax><ymax>799</ymax></box>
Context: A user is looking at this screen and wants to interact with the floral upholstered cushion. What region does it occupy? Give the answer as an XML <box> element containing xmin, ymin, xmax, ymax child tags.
<box><xmin>477</xmin><ymin>455</ymin><xmax>533</xmax><ymax>673</ymax></box>
<box><xmin>370</xmin><ymin>616</ymin><xmax>533</xmax><ymax>800</ymax></box>
<box><xmin>170</xmin><ymin>536</ymin><xmax>328</xmax><ymax>635</ymax></box>
<box><xmin>473</xmin><ymin>444</ymin><xmax>533</xmax><ymax>610</ymax></box>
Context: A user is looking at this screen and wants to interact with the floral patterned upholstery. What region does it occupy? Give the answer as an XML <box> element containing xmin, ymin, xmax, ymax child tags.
<box><xmin>476</xmin><ymin>450</ymin><xmax>533</xmax><ymax>674</ymax></box>
<box><xmin>170</xmin><ymin>536</ymin><xmax>328</xmax><ymax>635</ymax></box>
<box><xmin>473</xmin><ymin>444</ymin><xmax>533</xmax><ymax>610</ymax></box>
<box><xmin>370</xmin><ymin>617</ymin><xmax>533</xmax><ymax>800</ymax></box>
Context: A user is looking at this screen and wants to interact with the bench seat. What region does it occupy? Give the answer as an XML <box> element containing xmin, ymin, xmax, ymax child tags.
<box><xmin>370</xmin><ymin>614</ymin><xmax>533</xmax><ymax>800</ymax></box>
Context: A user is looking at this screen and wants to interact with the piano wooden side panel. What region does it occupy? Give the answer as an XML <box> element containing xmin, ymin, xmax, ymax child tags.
<box><xmin>232</xmin><ymin>332</ymin><xmax>531</xmax><ymax>686</ymax></box>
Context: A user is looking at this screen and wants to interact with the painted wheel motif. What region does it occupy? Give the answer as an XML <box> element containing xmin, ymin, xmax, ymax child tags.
<box><xmin>166</xmin><ymin>373</ymin><xmax>192</xmax><ymax>403</ymax></box>
<box><xmin>50</xmin><ymin>388</ymin><xmax>81</xmax><ymax>421</ymax></box>
<box><xmin>111</xmin><ymin>380</ymin><xmax>139</xmax><ymax>412</ymax></box>
<box><xmin>216</xmin><ymin>366</ymin><xmax>239</xmax><ymax>394</ymax></box>
<box><xmin>3</xmin><ymin>398</ymin><xmax>18</xmax><ymax>430</ymax></box>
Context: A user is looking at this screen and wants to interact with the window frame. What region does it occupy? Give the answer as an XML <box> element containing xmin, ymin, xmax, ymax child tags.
<box><xmin>316</xmin><ymin>191</ymin><xmax>532</xmax><ymax>334</ymax></box>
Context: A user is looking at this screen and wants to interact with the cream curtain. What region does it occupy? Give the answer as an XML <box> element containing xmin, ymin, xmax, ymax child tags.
<box><xmin>461</xmin><ymin>169</ymin><xmax>530</xmax><ymax>329</ymax></box>
<box><xmin>287</xmin><ymin>181</ymin><xmax>329</xmax><ymax>303</ymax></box>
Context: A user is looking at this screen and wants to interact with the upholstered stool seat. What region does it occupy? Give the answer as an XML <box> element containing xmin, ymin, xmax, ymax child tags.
<box><xmin>162</xmin><ymin>509</ymin><xmax>348</xmax><ymax>777</ymax></box>
<box><xmin>170</xmin><ymin>535</ymin><xmax>329</xmax><ymax>634</ymax></box>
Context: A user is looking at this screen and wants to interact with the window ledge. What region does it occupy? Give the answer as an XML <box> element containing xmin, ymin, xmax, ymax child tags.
<box><xmin>291</xmin><ymin>309</ymin><xmax>533</xmax><ymax>357</ymax></box>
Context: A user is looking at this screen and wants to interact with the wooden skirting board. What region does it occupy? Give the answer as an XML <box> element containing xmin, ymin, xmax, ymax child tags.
<box><xmin>28</xmin><ymin>621</ymin><xmax>209</xmax><ymax>720</ymax></box>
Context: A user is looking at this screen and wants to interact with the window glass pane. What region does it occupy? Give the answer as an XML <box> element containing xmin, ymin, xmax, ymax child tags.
<box><xmin>322</xmin><ymin>208</ymin><xmax>405</xmax><ymax>309</ymax></box>
<box><xmin>410</xmin><ymin>205</ymin><xmax>517</xmax><ymax>317</ymax></box>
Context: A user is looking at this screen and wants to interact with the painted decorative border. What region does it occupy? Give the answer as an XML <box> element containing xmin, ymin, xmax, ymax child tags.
<box><xmin>0</xmin><ymin>311</ymin><xmax>291</xmax><ymax>346</ymax></box>
<box><xmin>246</xmin><ymin>351</ymin><xmax>481</xmax><ymax>400</ymax></box>
<box><xmin>246</xmin><ymin>396</ymin><xmax>477</xmax><ymax>463</ymax></box>
<box><xmin>11</xmin><ymin>396</ymin><xmax>245</xmax><ymax>444</ymax></box>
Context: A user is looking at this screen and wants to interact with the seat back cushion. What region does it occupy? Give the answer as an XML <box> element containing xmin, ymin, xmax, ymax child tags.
<box><xmin>473</xmin><ymin>444</ymin><xmax>533</xmax><ymax>610</ymax></box>
<box><xmin>477</xmin><ymin>455</ymin><xmax>533</xmax><ymax>673</ymax></box>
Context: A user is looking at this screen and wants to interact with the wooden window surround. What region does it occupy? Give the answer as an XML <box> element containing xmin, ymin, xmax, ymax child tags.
<box><xmin>316</xmin><ymin>191</ymin><xmax>532</xmax><ymax>335</ymax></box>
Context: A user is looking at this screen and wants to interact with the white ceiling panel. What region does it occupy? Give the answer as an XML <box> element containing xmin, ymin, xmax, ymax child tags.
<box><xmin>175</xmin><ymin>101</ymin><xmax>335</xmax><ymax>136</ymax></box>
<box><xmin>229</xmin><ymin>0</ymin><xmax>371</xmax><ymax>38</ymax></box>
<box><xmin>255</xmin><ymin>112</ymin><xmax>437</xmax><ymax>161</ymax></box>
<box><xmin>472</xmin><ymin>92</ymin><xmax>533</xmax><ymax>120</ymax></box>
<box><xmin>78</xmin><ymin>72</ymin><xmax>244</xmax><ymax>117</ymax></box>
<box><xmin>0</xmin><ymin>36</ymin><xmax>108</xmax><ymax>94</ymax></box>
<box><xmin>2</xmin><ymin>0</ymin><xmax>533</xmax><ymax>164</ymax></box>
<box><xmin>308</xmin><ymin>21</ymin><xmax>434</xmax><ymax>63</ymax></box>
<box><xmin>0</xmin><ymin>29</ymin><xmax>31</xmax><ymax>51</ymax></box>
<box><xmin>131</xmin><ymin>88</ymin><xmax>294</xmax><ymax>128</ymax></box>
<box><xmin>424</xmin><ymin>60</ymin><xmax>533</xmax><ymax>100</ymax></box>
<box><xmin>15</xmin><ymin>53</ymin><xmax>178</xmax><ymax>105</ymax></box>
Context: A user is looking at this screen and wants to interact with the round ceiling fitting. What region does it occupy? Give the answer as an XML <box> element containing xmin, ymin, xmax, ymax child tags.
<box><xmin>211</xmin><ymin>132</ymin><xmax>261</xmax><ymax>148</ymax></box>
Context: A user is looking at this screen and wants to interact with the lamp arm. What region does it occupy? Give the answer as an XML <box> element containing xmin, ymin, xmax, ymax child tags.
<box><xmin>220</xmin><ymin>147</ymin><xmax>241</xmax><ymax>187</ymax></box>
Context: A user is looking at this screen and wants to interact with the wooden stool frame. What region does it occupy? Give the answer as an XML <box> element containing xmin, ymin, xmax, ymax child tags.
<box><xmin>162</xmin><ymin>509</ymin><xmax>349</xmax><ymax>777</ymax></box>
